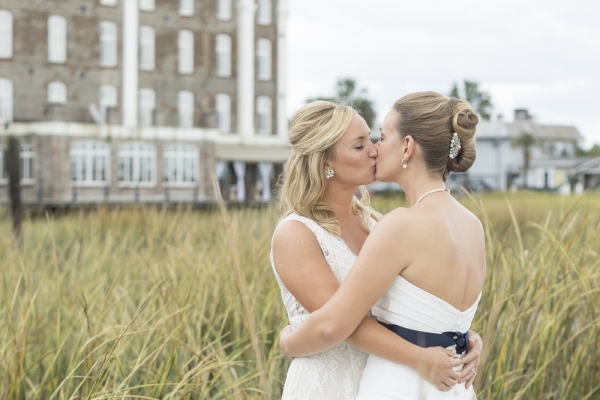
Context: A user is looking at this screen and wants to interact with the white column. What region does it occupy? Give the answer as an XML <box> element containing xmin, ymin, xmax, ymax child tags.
<box><xmin>276</xmin><ymin>0</ymin><xmax>288</xmax><ymax>141</ymax></box>
<box><xmin>122</xmin><ymin>0</ymin><xmax>139</xmax><ymax>127</ymax></box>
<box><xmin>233</xmin><ymin>161</ymin><xmax>246</xmax><ymax>201</ymax></box>
<box><xmin>258</xmin><ymin>162</ymin><xmax>273</xmax><ymax>202</ymax></box>
<box><xmin>237</xmin><ymin>0</ymin><xmax>255</xmax><ymax>140</ymax></box>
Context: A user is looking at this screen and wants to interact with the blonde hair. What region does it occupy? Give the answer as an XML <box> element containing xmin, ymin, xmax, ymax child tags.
<box><xmin>278</xmin><ymin>101</ymin><xmax>379</xmax><ymax>236</ymax></box>
<box><xmin>393</xmin><ymin>92</ymin><xmax>479</xmax><ymax>181</ymax></box>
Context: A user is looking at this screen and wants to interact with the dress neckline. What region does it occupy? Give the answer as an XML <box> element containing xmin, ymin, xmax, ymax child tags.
<box><xmin>336</xmin><ymin>236</ymin><xmax>359</xmax><ymax>258</ymax></box>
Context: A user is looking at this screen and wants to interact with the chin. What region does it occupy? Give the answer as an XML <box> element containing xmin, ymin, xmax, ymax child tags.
<box><xmin>375</xmin><ymin>172</ymin><xmax>390</xmax><ymax>182</ymax></box>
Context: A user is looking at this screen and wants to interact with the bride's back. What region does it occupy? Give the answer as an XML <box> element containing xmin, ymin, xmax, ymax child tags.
<box><xmin>394</xmin><ymin>197</ymin><xmax>486</xmax><ymax>312</ymax></box>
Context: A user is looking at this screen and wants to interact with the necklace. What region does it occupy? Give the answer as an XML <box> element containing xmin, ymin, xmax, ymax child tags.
<box><xmin>414</xmin><ymin>187</ymin><xmax>450</xmax><ymax>206</ymax></box>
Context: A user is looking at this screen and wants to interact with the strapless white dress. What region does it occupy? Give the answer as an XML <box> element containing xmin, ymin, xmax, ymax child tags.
<box><xmin>357</xmin><ymin>276</ymin><xmax>481</xmax><ymax>400</ymax></box>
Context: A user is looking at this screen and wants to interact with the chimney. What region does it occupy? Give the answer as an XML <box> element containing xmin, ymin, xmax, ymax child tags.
<box><xmin>514</xmin><ymin>109</ymin><xmax>531</xmax><ymax>121</ymax></box>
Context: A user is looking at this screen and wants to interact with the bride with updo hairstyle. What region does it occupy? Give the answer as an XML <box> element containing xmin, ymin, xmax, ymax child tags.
<box><xmin>279</xmin><ymin>92</ymin><xmax>487</xmax><ymax>399</ymax></box>
<box><xmin>390</xmin><ymin>91</ymin><xmax>479</xmax><ymax>180</ymax></box>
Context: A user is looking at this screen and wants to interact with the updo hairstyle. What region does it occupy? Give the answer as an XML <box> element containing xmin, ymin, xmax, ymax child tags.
<box><xmin>278</xmin><ymin>101</ymin><xmax>379</xmax><ymax>236</ymax></box>
<box><xmin>393</xmin><ymin>91</ymin><xmax>479</xmax><ymax>180</ymax></box>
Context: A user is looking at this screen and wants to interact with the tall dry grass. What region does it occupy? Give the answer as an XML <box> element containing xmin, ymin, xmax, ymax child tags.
<box><xmin>0</xmin><ymin>191</ymin><xmax>599</xmax><ymax>399</ymax></box>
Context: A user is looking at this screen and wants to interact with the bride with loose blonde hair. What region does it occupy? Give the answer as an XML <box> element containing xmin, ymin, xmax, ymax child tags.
<box><xmin>271</xmin><ymin>99</ymin><xmax>482</xmax><ymax>399</ymax></box>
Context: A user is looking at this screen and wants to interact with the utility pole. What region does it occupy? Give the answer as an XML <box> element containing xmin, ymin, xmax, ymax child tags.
<box><xmin>6</xmin><ymin>136</ymin><xmax>22</xmax><ymax>246</ymax></box>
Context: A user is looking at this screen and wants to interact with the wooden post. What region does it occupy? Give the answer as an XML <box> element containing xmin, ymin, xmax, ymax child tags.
<box><xmin>6</xmin><ymin>136</ymin><xmax>23</xmax><ymax>245</ymax></box>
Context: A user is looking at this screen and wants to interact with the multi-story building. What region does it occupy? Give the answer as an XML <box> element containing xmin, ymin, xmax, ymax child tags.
<box><xmin>0</xmin><ymin>0</ymin><xmax>289</xmax><ymax>204</ymax></box>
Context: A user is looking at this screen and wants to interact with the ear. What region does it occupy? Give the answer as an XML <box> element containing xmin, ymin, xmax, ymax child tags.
<box><xmin>403</xmin><ymin>135</ymin><xmax>416</xmax><ymax>161</ymax></box>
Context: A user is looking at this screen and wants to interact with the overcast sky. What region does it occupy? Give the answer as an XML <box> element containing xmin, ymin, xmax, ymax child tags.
<box><xmin>286</xmin><ymin>0</ymin><xmax>600</xmax><ymax>147</ymax></box>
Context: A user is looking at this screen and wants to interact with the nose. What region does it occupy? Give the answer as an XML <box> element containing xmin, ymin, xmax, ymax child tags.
<box><xmin>368</xmin><ymin>141</ymin><xmax>378</xmax><ymax>158</ymax></box>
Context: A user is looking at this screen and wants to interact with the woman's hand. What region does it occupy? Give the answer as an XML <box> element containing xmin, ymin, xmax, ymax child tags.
<box><xmin>416</xmin><ymin>347</ymin><xmax>463</xmax><ymax>392</ymax></box>
<box><xmin>459</xmin><ymin>330</ymin><xmax>483</xmax><ymax>389</ymax></box>
<box><xmin>279</xmin><ymin>325</ymin><xmax>294</xmax><ymax>361</ymax></box>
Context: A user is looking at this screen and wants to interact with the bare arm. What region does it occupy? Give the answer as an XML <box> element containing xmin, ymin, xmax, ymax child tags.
<box><xmin>273</xmin><ymin>219</ymin><xmax>462</xmax><ymax>389</ymax></box>
<box><xmin>278</xmin><ymin>209</ymin><xmax>419</xmax><ymax>355</ymax></box>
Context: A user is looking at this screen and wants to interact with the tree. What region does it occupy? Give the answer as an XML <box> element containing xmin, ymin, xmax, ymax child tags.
<box><xmin>576</xmin><ymin>143</ymin><xmax>600</xmax><ymax>157</ymax></box>
<box><xmin>308</xmin><ymin>78</ymin><xmax>377</xmax><ymax>128</ymax></box>
<box><xmin>449</xmin><ymin>80</ymin><xmax>493</xmax><ymax>120</ymax></box>
<box><xmin>512</xmin><ymin>131</ymin><xmax>536</xmax><ymax>188</ymax></box>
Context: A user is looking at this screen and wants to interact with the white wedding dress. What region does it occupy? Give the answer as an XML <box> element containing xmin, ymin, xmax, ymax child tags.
<box><xmin>356</xmin><ymin>276</ymin><xmax>480</xmax><ymax>400</ymax></box>
<box><xmin>271</xmin><ymin>213</ymin><xmax>373</xmax><ymax>400</ymax></box>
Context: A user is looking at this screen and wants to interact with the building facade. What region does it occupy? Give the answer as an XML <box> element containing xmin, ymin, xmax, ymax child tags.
<box><xmin>0</xmin><ymin>0</ymin><xmax>289</xmax><ymax>204</ymax></box>
<box><xmin>466</xmin><ymin>110</ymin><xmax>586</xmax><ymax>191</ymax></box>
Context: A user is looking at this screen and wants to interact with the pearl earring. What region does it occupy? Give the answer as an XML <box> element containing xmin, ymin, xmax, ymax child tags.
<box><xmin>325</xmin><ymin>167</ymin><xmax>335</xmax><ymax>179</ymax></box>
<box><xmin>401</xmin><ymin>158</ymin><xmax>408</xmax><ymax>169</ymax></box>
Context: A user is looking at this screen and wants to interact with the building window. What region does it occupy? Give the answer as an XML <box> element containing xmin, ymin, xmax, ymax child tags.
<box><xmin>139</xmin><ymin>0</ymin><xmax>155</xmax><ymax>11</ymax></box>
<box><xmin>179</xmin><ymin>0</ymin><xmax>194</xmax><ymax>16</ymax></box>
<box><xmin>118</xmin><ymin>142</ymin><xmax>156</xmax><ymax>185</ymax></box>
<box><xmin>216</xmin><ymin>0</ymin><xmax>231</xmax><ymax>20</ymax></box>
<box><xmin>48</xmin><ymin>81</ymin><xmax>67</xmax><ymax>104</ymax></box>
<box><xmin>164</xmin><ymin>144</ymin><xmax>198</xmax><ymax>186</ymax></box>
<box><xmin>257</xmin><ymin>39</ymin><xmax>272</xmax><ymax>81</ymax></box>
<box><xmin>138</xmin><ymin>88</ymin><xmax>155</xmax><ymax>127</ymax></box>
<box><xmin>257</xmin><ymin>0</ymin><xmax>272</xmax><ymax>25</ymax></box>
<box><xmin>99</xmin><ymin>85</ymin><xmax>117</xmax><ymax>123</ymax></box>
<box><xmin>100</xmin><ymin>21</ymin><xmax>117</xmax><ymax>67</ymax></box>
<box><xmin>0</xmin><ymin>10</ymin><xmax>13</xmax><ymax>59</ymax></box>
<box><xmin>257</xmin><ymin>96</ymin><xmax>272</xmax><ymax>134</ymax></box>
<box><xmin>20</xmin><ymin>143</ymin><xmax>35</xmax><ymax>184</ymax></box>
<box><xmin>100</xmin><ymin>0</ymin><xmax>118</xmax><ymax>6</ymax></box>
<box><xmin>178</xmin><ymin>91</ymin><xmax>194</xmax><ymax>128</ymax></box>
<box><xmin>215</xmin><ymin>34</ymin><xmax>231</xmax><ymax>77</ymax></box>
<box><xmin>139</xmin><ymin>26</ymin><xmax>155</xmax><ymax>70</ymax></box>
<box><xmin>0</xmin><ymin>143</ymin><xmax>34</xmax><ymax>184</ymax></box>
<box><xmin>70</xmin><ymin>141</ymin><xmax>110</xmax><ymax>186</ymax></box>
<box><xmin>178</xmin><ymin>30</ymin><xmax>194</xmax><ymax>74</ymax></box>
<box><xmin>216</xmin><ymin>93</ymin><xmax>231</xmax><ymax>133</ymax></box>
<box><xmin>48</xmin><ymin>15</ymin><xmax>67</xmax><ymax>64</ymax></box>
<box><xmin>0</xmin><ymin>78</ymin><xmax>12</xmax><ymax>124</ymax></box>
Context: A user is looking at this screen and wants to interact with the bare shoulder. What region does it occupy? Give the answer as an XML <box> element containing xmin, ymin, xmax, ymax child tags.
<box><xmin>272</xmin><ymin>218</ymin><xmax>320</xmax><ymax>254</ymax></box>
<box><xmin>368</xmin><ymin>206</ymin><xmax>419</xmax><ymax>243</ymax></box>
<box><xmin>272</xmin><ymin>218</ymin><xmax>327</xmax><ymax>277</ymax></box>
<box><xmin>458</xmin><ymin>202</ymin><xmax>485</xmax><ymax>233</ymax></box>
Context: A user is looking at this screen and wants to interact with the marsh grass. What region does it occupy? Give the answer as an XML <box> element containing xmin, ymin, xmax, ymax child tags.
<box><xmin>0</xmin><ymin>192</ymin><xmax>599</xmax><ymax>399</ymax></box>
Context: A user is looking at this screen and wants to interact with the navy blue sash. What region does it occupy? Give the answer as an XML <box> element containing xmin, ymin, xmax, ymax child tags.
<box><xmin>379</xmin><ymin>321</ymin><xmax>469</xmax><ymax>354</ymax></box>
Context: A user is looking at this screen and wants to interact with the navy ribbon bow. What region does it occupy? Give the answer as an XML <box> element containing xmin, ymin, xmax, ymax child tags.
<box><xmin>379</xmin><ymin>321</ymin><xmax>470</xmax><ymax>354</ymax></box>
<box><xmin>442</xmin><ymin>331</ymin><xmax>469</xmax><ymax>354</ymax></box>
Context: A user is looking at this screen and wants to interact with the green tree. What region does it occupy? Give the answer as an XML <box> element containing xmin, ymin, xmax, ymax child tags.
<box><xmin>308</xmin><ymin>78</ymin><xmax>377</xmax><ymax>128</ymax></box>
<box><xmin>576</xmin><ymin>143</ymin><xmax>600</xmax><ymax>157</ymax></box>
<box><xmin>512</xmin><ymin>131</ymin><xmax>536</xmax><ymax>188</ymax></box>
<box><xmin>449</xmin><ymin>80</ymin><xmax>493</xmax><ymax>120</ymax></box>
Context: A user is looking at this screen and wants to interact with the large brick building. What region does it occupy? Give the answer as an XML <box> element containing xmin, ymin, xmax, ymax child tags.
<box><xmin>0</xmin><ymin>0</ymin><xmax>289</xmax><ymax>204</ymax></box>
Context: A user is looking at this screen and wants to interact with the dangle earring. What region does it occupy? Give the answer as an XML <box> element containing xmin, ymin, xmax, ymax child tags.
<box><xmin>401</xmin><ymin>158</ymin><xmax>408</xmax><ymax>169</ymax></box>
<box><xmin>325</xmin><ymin>167</ymin><xmax>335</xmax><ymax>179</ymax></box>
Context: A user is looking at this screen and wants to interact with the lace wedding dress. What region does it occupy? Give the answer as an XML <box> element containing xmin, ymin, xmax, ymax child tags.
<box><xmin>271</xmin><ymin>213</ymin><xmax>372</xmax><ymax>400</ymax></box>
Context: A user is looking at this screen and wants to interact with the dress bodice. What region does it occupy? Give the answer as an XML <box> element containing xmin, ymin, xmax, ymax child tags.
<box><xmin>372</xmin><ymin>276</ymin><xmax>481</xmax><ymax>334</ymax></box>
<box><xmin>357</xmin><ymin>277</ymin><xmax>481</xmax><ymax>400</ymax></box>
<box><xmin>270</xmin><ymin>212</ymin><xmax>374</xmax><ymax>400</ymax></box>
